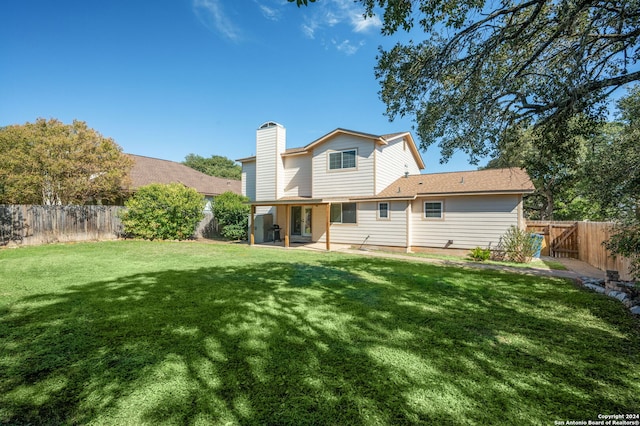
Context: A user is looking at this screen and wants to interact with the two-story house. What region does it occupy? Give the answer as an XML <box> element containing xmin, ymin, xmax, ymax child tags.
<box><xmin>238</xmin><ymin>122</ymin><xmax>534</xmax><ymax>252</ymax></box>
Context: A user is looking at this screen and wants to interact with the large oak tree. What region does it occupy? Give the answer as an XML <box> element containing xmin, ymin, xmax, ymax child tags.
<box><xmin>291</xmin><ymin>0</ymin><xmax>640</xmax><ymax>162</ymax></box>
<box><xmin>583</xmin><ymin>85</ymin><xmax>640</xmax><ymax>220</ymax></box>
<box><xmin>0</xmin><ymin>118</ymin><xmax>132</xmax><ymax>205</ymax></box>
<box><xmin>484</xmin><ymin>115</ymin><xmax>599</xmax><ymax>220</ymax></box>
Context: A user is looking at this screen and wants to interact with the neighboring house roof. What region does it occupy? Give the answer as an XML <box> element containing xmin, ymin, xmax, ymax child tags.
<box><xmin>235</xmin><ymin>155</ymin><xmax>257</xmax><ymax>163</ymax></box>
<box><xmin>362</xmin><ymin>168</ymin><xmax>535</xmax><ymax>200</ymax></box>
<box><xmin>127</xmin><ymin>154</ymin><xmax>242</xmax><ymax>197</ymax></box>
<box><xmin>236</xmin><ymin>128</ymin><xmax>426</xmax><ymax>169</ymax></box>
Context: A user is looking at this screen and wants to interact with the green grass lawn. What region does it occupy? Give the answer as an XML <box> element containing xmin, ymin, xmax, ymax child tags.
<box><xmin>1</xmin><ymin>241</ymin><xmax>638</xmax><ymax>425</ymax></box>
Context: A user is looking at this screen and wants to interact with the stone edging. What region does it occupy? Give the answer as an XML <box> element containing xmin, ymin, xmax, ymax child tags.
<box><xmin>577</xmin><ymin>276</ymin><xmax>640</xmax><ymax>315</ymax></box>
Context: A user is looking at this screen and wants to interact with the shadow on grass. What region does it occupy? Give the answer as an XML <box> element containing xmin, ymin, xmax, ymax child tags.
<box><xmin>1</xmin><ymin>257</ymin><xmax>639</xmax><ymax>424</ymax></box>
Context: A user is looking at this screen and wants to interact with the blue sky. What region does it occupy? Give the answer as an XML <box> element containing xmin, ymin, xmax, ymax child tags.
<box><xmin>1</xmin><ymin>0</ymin><xmax>484</xmax><ymax>173</ymax></box>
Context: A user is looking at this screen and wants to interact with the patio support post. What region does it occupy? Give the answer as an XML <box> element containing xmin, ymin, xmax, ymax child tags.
<box><xmin>325</xmin><ymin>203</ymin><xmax>331</xmax><ymax>251</ymax></box>
<box><xmin>249</xmin><ymin>205</ymin><xmax>255</xmax><ymax>245</ymax></box>
<box><xmin>284</xmin><ymin>205</ymin><xmax>290</xmax><ymax>248</ymax></box>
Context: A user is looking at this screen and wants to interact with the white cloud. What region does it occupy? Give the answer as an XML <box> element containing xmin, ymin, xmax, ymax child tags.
<box><xmin>299</xmin><ymin>0</ymin><xmax>381</xmax><ymax>54</ymax></box>
<box><xmin>324</xmin><ymin>11</ymin><xmax>340</xmax><ymax>27</ymax></box>
<box><xmin>258</xmin><ymin>4</ymin><xmax>280</xmax><ymax>21</ymax></box>
<box><xmin>192</xmin><ymin>0</ymin><xmax>241</xmax><ymax>41</ymax></box>
<box><xmin>330</xmin><ymin>0</ymin><xmax>380</xmax><ymax>32</ymax></box>
<box><xmin>351</xmin><ymin>12</ymin><xmax>381</xmax><ymax>33</ymax></box>
<box><xmin>190</xmin><ymin>0</ymin><xmax>379</xmax><ymax>54</ymax></box>
<box><xmin>301</xmin><ymin>23</ymin><xmax>316</xmax><ymax>39</ymax></box>
<box><xmin>333</xmin><ymin>39</ymin><xmax>364</xmax><ymax>56</ymax></box>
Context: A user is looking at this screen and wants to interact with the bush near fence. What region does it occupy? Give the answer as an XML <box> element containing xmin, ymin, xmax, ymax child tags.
<box><xmin>527</xmin><ymin>220</ymin><xmax>634</xmax><ymax>281</ymax></box>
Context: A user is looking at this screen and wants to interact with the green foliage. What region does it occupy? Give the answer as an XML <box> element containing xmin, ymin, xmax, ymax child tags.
<box><xmin>219</xmin><ymin>223</ymin><xmax>247</xmax><ymax>241</ymax></box>
<box><xmin>486</xmin><ymin>115</ymin><xmax>600</xmax><ymax>220</ymax></box>
<box><xmin>0</xmin><ymin>118</ymin><xmax>132</xmax><ymax>205</ymax></box>
<box><xmin>119</xmin><ymin>183</ymin><xmax>204</xmax><ymax>240</ymax></box>
<box><xmin>469</xmin><ymin>247</ymin><xmax>490</xmax><ymax>262</ymax></box>
<box><xmin>293</xmin><ymin>0</ymin><xmax>640</xmax><ymax>164</ymax></box>
<box><xmin>583</xmin><ymin>86</ymin><xmax>640</xmax><ymax>221</ymax></box>
<box><xmin>605</xmin><ymin>219</ymin><xmax>640</xmax><ymax>280</ymax></box>
<box><xmin>593</xmin><ymin>87</ymin><xmax>640</xmax><ymax>279</ymax></box>
<box><xmin>552</xmin><ymin>195</ymin><xmax>603</xmax><ymax>222</ymax></box>
<box><xmin>487</xmin><ymin>87</ymin><xmax>640</xmax><ymax>221</ymax></box>
<box><xmin>500</xmin><ymin>226</ymin><xmax>540</xmax><ymax>264</ymax></box>
<box><xmin>389</xmin><ymin>0</ymin><xmax>634</xmax><ymax>159</ymax></box>
<box><xmin>183</xmin><ymin>154</ymin><xmax>241</xmax><ymax>180</ymax></box>
<box><xmin>212</xmin><ymin>191</ymin><xmax>250</xmax><ymax>240</ymax></box>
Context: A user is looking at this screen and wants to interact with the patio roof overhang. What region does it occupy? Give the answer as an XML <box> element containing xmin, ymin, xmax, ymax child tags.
<box><xmin>248</xmin><ymin>198</ymin><xmax>334</xmax><ymax>251</ymax></box>
<box><xmin>249</xmin><ymin>197</ymin><xmax>329</xmax><ymax>207</ymax></box>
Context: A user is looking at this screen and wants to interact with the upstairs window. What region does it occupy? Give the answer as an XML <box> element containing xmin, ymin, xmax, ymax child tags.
<box><xmin>328</xmin><ymin>149</ymin><xmax>356</xmax><ymax>170</ymax></box>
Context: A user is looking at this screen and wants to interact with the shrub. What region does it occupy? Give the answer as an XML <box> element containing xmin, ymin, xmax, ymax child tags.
<box><xmin>212</xmin><ymin>191</ymin><xmax>250</xmax><ymax>240</ymax></box>
<box><xmin>469</xmin><ymin>247</ymin><xmax>491</xmax><ymax>261</ymax></box>
<box><xmin>218</xmin><ymin>223</ymin><xmax>247</xmax><ymax>241</ymax></box>
<box><xmin>119</xmin><ymin>183</ymin><xmax>205</xmax><ymax>240</ymax></box>
<box><xmin>501</xmin><ymin>226</ymin><xmax>539</xmax><ymax>263</ymax></box>
<box><xmin>604</xmin><ymin>219</ymin><xmax>640</xmax><ymax>280</ymax></box>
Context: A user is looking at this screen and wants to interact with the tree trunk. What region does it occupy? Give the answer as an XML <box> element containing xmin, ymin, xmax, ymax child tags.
<box><xmin>542</xmin><ymin>190</ymin><xmax>554</xmax><ymax>220</ymax></box>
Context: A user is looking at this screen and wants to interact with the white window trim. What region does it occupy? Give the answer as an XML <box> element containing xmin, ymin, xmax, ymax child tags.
<box><xmin>423</xmin><ymin>200</ymin><xmax>444</xmax><ymax>220</ymax></box>
<box><xmin>328</xmin><ymin>148</ymin><xmax>357</xmax><ymax>171</ymax></box>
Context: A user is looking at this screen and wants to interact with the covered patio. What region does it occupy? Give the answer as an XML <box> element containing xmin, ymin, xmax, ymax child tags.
<box><xmin>248</xmin><ymin>199</ymin><xmax>333</xmax><ymax>251</ymax></box>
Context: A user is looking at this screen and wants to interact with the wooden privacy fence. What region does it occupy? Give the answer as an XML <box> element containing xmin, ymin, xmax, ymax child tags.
<box><xmin>0</xmin><ymin>205</ymin><xmax>123</xmax><ymax>246</ymax></box>
<box><xmin>0</xmin><ymin>205</ymin><xmax>217</xmax><ymax>246</ymax></box>
<box><xmin>577</xmin><ymin>221</ymin><xmax>633</xmax><ymax>280</ymax></box>
<box><xmin>526</xmin><ymin>220</ymin><xmax>634</xmax><ymax>280</ymax></box>
<box><xmin>526</xmin><ymin>221</ymin><xmax>579</xmax><ymax>258</ymax></box>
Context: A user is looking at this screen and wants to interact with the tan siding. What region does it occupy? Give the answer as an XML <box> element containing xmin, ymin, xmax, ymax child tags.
<box><xmin>375</xmin><ymin>137</ymin><xmax>422</xmax><ymax>193</ymax></box>
<box><xmin>283</xmin><ymin>155</ymin><xmax>312</xmax><ymax>197</ymax></box>
<box><xmin>242</xmin><ymin>162</ymin><xmax>256</xmax><ymax>201</ymax></box>
<box><xmin>311</xmin><ymin>205</ymin><xmax>326</xmax><ymax>242</ymax></box>
<box><xmin>275</xmin><ymin>205</ymin><xmax>286</xmax><ymax>229</ymax></box>
<box><xmin>411</xmin><ymin>195</ymin><xmax>520</xmax><ymax>249</ymax></box>
<box><xmin>312</xmin><ymin>135</ymin><xmax>375</xmax><ymax>198</ymax></box>
<box><xmin>318</xmin><ymin>201</ymin><xmax>407</xmax><ymax>247</ymax></box>
<box><xmin>255</xmin><ymin>125</ymin><xmax>286</xmax><ymax>201</ymax></box>
<box><xmin>275</xmin><ymin>129</ymin><xmax>286</xmax><ymax>199</ymax></box>
<box><xmin>255</xmin><ymin>129</ymin><xmax>276</xmax><ymax>201</ymax></box>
